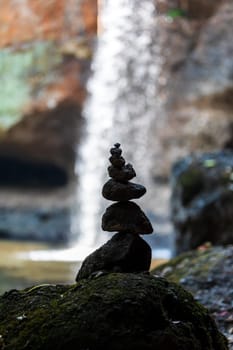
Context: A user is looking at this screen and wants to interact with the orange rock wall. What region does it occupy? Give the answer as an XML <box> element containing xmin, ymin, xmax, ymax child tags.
<box><xmin>0</xmin><ymin>0</ymin><xmax>97</xmax><ymax>47</ymax></box>
<box><xmin>0</xmin><ymin>0</ymin><xmax>98</xmax><ymax>180</ymax></box>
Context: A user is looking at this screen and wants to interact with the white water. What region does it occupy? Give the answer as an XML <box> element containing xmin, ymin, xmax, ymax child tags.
<box><xmin>25</xmin><ymin>0</ymin><xmax>171</xmax><ymax>262</ymax></box>
<box><xmin>73</xmin><ymin>0</ymin><xmax>160</xmax><ymax>246</ymax></box>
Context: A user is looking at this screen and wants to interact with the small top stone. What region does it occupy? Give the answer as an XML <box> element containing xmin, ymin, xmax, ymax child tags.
<box><xmin>110</xmin><ymin>145</ymin><xmax>122</xmax><ymax>157</ymax></box>
<box><xmin>114</xmin><ymin>143</ymin><xmax>121</xmax><ymax>148</ymax></box>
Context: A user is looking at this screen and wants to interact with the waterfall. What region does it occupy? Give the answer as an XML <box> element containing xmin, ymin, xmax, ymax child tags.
<box><xmin>73</xmin><ymin>0</ymin><xmax>161</xmax><ymax>252</ymax></box>
<box><xmin>26</xmin><ymin>0</ymin><xmax>172</xmax><ymax>262</ymax></box>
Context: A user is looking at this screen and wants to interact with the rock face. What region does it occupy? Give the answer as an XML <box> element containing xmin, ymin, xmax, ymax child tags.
<box><xmin>76</xmin><ymin>144</ymin><xmax>153</xmax><ymax>281</ymax></box>
<box><xmin>0</xmin><ymin>273</ymin><xmax>228</xmax><ymax>350</ymax></box>
<box><xmin>170</xmin><ymin>151</ymin><xmax>233</xmax><ymax>254</ymax></box>
<box><xmin>150</xmin><ymin>0</ymin><xmax>233</xmax><ymax>180</ymax></box>
<box><xmin>153</xmin><ymin>245</ymin><xmax>233</xmax><ymax>349</ymax></box>
<box><xmin>0</xmin><ymin>0</ymin><xmax>97</xmax><ymax>186</ymax></box>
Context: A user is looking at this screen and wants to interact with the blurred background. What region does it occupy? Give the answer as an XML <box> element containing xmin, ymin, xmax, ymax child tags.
<box><xmin>0</xmin><ymin>0</ymin><xmax>232</xmax><ymax>294</ymax></box>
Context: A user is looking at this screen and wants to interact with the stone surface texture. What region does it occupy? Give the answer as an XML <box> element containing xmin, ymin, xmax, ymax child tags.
<box><xmin>0</xmin><ymin>273</ymin><xmax>228</xmax><ymax>350</ymax></box>
<box><xmin>153</xmin><ymin>245</ymin><xmax>233</xmax><ymax>349</ymax></box>
<box><xmin>170</xmin><ymin>151</ymin><xmax>233</xmax><ymax>254</ymax></box>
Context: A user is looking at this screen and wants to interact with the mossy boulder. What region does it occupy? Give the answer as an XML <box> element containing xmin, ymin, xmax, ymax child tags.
<box><xmin>0</xmin><ymin>273</ymin><xmax>227</xmax><ymax>350</ymax></box>
<box><xmin>153</xmin><ymin>245</ymin><xmax>233</xmax><ymax>348</ymax></box>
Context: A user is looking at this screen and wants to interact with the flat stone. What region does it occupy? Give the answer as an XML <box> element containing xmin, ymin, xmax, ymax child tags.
<box><xmin>108</xmin><ymin>163</ymin><xmax>136</xmax><ymax>182</ymax></box>
<box><xmin>102</xmin><ymin>201</ymin><xmax>153</xmax><ymax>234</ymax></box>
<box><xmin>102</xmin><ymin>179</ymin><xmax>146</xmax><ymax>201</ymax></box>
<box><xmin>109</xmin><ymin>156</ymin><xmax>125</xmax><ymax>168</ymax></box>
<box><xmin>76</xmin><ymin>232</ymin><xmax>152</xmax><ymax>281</ymax></box>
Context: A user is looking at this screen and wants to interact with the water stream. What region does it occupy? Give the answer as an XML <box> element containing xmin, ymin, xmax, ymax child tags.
<box><xmin>73</xmin><ymin>0</ymin><xmax>160</xmax><ymax>245</ymax></box>
<box><xmin>26</xmin><ymin>0</ymin><xmax>172</xmax><ymax>262</ymax></box>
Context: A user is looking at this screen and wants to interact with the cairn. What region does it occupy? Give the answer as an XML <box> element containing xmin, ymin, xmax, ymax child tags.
<box><xmin>76</xmin><ymin>143</ymin><xmax>154</xmax><ymax>281</ymax></box>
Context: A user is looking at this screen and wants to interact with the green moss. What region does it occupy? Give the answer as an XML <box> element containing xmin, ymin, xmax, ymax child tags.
<box><xmin>152</xmin><ymin>248</ymin><xmax>226</xmax><ymax>283</ymax></box>
<box><xmin>166</xmin><ymin>9</ymin><xmax>186</xmax><ymax>19</ymax></box>
<box><xmin>0</xmin><ymin>41</ymin><xmax>62</xmax><ymax>131</ymax></box>
<box><xmin>0</xmin><ymin>273</ymin><xmax>227</xmax><ymax>350</ymax></box>
<box><xmin>178</xmin><ymin>168</ymin><xmax>204</xmax><ymax>205</ymax></box>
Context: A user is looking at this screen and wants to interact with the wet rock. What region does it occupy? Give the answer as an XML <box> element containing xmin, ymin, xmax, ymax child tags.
<box><xmin>0</xmin><ymin>273</ymin><xmax>227</xmax><ymax>350</ymax></box>
<box><xmin>171</xmin><ymin>150</ymin><xmax>233</xmax><ymax>253</ymax></box>
<box><xmin>108</xmin><ymin>163</ymin><xmax>136</xmax><ymax>182</ymax></box>
<box><xmin>102</xmin><ymin>179</ymin><xmax>146</xmax><ymax>201</ymax></box>
<box><xmin>102</xmin><ymin>201</ymin><xmax>153</xmax><ymax>234</ymax></box>
<box><xmin>76</xmin><ymin>232</ymin><xmax>152</xmax><ymax>281</ymax></box>
<box><xmin>152</xmin><ymin>245</ymin><xmax>233</xmax><ymax>349</ymax></box>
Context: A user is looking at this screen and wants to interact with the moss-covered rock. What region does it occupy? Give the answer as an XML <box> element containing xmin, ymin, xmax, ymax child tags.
<box><xmin>152</xmin><ymin>245</ymin><xmax>233</xmax><ymax>348</ymax></box>
<box><xmin>0</xmin><ymin>273</ymin><xmax>227</xmax><ymax>350</ymax></box>
<box><xmin>171</xmin><ymin>151</ymin><xmax>233</xmax><ymax>253</ymax></box>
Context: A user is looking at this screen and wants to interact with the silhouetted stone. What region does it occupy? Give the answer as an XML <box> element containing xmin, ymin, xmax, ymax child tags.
<box><xmin>108</xmin><ymin>163</ymin><xmax>136</xmax><ymax>182</ymax></box>
<box><xmin>110</xmin><ymin>146</ymin><xmax>122</xmax><ymax>157</ymax></box>
<box><xmin>77</xmin><ymin>143</ymin><xmax>154</xmax><ymax>283</ymax></box>
<box><xmin>109</xmin><ymin>155</ymin><xmax>125</xmax><ymax>168</ymax></box>
<box><xmin>102</xmin><ymin>201</ymin><xmax>153</xmax><ymax>234</ymax></box>
<box><xmin>102</xmin><ymin>179</ymin><xmax>146</xmax><ymax>201</ymax></box>
<box><xmin>76</xmin><ymin>232</ymin><xmax>152</xmax><ymax>281</ymax></box>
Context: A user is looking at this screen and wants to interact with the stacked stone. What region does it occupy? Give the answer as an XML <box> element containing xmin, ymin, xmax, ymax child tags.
<box><xmin>76</xmin><ymin>143</ymin><xmax>154</xmax><ymax>281</ymax></box>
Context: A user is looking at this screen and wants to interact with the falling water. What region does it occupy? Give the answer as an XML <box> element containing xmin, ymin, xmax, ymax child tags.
<box><xmin>73</xmin><ymin>0</ymin><xmax>161</xmax><ymax>252</ymax></box>
<box><xmin>26</xmin><ymin>0</ymin><xmax>172</xmax><ymax>262</ymax></box>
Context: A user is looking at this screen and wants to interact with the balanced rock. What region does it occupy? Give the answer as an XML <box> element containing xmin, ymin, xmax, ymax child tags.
<box><xmin>110</xmin><ymin>143</ymin><xmax>122</xmax><ymax>156</ymax></box>
<box><xmin>77</xmin><ymin>143</ymin><xmax>154</xmax><ymax>281</ymax></box>
<box><xmin>102</xmin><ymin>201</ymin><xmax>153</xmax><ymax>234</ymax></box>
<box><xmin>102</xmin><ymin>179</ymin><xmax>146</xmax><ymax>201</ymax></box>
<box><xmin>109</xmin><ymin>155</ymin><xmax>125</xmax><ymax>168</ymax></box>
<box><xmin>76</xmin><ymin>232</ymin><xmax>151</xmax><ymax>281</ymax></box>
<box><xmin>108</xmin><ymin>163</ymin><xmax>136</xmax><ymax>182</ymax></box>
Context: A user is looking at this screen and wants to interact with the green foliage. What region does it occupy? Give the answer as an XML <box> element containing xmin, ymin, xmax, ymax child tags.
<box><xmin>166</xmin><ymin>8</ymin><xmax>186</xmax><ymax>19</ymax></box>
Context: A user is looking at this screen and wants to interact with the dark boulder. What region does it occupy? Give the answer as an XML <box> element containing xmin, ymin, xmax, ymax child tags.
<box><xmin>0</xmin><ymin>273</ymin><xmax>227</xmax><ymax>350</ymax></box>
<box><xmin>152</xmin><ymin>245</ymin><xmax>233</xmax><ymax>348</ymax></box>
<box><xmin>171</xmin><ymin>151</ymin><xmax>233</xmax><ymax>254</ymax></box>
<box><xmin>76</xmin><ymin>232</ymin><xmax>151</xmax><ymax>281</ymax></box>
<box><xmin>102</xmin><ymin>201</ymin><xmax>153</xmax><ymax>234</ymax></box>
<box><xmin>102</xmin><ymin>179</ymin><xmax>146</xmax><ymax>201</ymax></box>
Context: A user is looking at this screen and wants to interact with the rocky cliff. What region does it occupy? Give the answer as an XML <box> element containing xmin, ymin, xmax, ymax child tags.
<box><xmin>0</xmin><ymin>0</ymin><xmax>97</xmax><ymax>185</ymax></box>
<box><xmin>152</xmin><ymin>0</ymin><xmax>233</xmax><ymax>179</ymax></box>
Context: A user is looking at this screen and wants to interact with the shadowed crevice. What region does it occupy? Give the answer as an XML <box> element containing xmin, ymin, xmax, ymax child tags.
<box><xmin>0</xmin><ymin>155</ymin><xmax>68</xmax><ymax>187</ymax></box>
